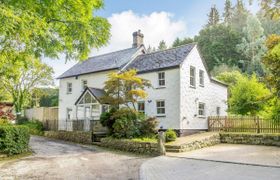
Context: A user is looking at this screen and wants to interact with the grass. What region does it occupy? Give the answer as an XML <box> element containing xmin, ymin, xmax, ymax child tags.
<box><xmin>0</xmin><ymin>151</ymin><xmax>32</xmax><ymax>162</ymax></box>
<box><xmin>131</xmin><ymin>137</ymin><xmax>157</xmax><ymax>143</ymax></box>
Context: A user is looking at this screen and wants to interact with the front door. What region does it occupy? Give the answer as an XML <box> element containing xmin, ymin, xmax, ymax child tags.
<box><xmin>84</xmin><ymin>106</ymin><xmax>91</xmax><ymax>131</ymax></box>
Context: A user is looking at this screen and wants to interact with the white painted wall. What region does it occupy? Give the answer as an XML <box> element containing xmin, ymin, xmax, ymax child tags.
<box><xmin>137</xmin><ymin>69</ymin><xmax>181</xmax><ymax>129</ymax></box>
<box><xmin>58</xmin><ymin>70</ymin><xmax>116</xmax><ymax>130</ymax></box>
<box><xmin>180</xmin><ymin>46</ymin><xmax>228</xmax><ymax>130</ymax></box>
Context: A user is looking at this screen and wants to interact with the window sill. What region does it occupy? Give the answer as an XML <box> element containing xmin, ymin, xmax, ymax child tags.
<box><xmin>156</xmin><ymin>86</ymin><xmax>166</xmax><ymax>89</ymax></box>
<box><xmin>156</xmin><ymin>115</ymin><xmax>166</xmax><ymax>117</ymax></box>
<box><xmin>66</xmin><ymin>93</ymin><xmax>72</xmax><ymax>95</ymax></box>
<box><xmin>198</xmin><ymin>116</ymin><xmax>206</xmax><ymax>119</ymax></box>
<box><xmin>189</xmin><ymin>86</ymin><xmax>196</xmax><ymax>89</ymax></box>
<box><xmin>199</xmin><ymin>84</ymin><xmax>204</xmax><ymax>87</ymax></box>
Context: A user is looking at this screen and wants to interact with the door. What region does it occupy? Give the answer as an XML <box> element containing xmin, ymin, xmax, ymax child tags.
<box><xmin>84</xmin><ymin>106</ymin><xmax>91</xmax><ymax>131</ymax></box>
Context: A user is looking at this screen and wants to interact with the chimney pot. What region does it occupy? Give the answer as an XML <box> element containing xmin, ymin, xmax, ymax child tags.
<box><xmin>132</xmin><ymin>30</ymin><xmax>144</xmax><ymax>48</ymax></box>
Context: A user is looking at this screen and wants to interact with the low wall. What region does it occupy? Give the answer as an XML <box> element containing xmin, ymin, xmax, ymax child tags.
<box><xmin>220</xmin><ymin>133</ymin><xmax>280</xmax><ymax>146</ymax></box>
<box><xmin>99</xmin><ymin>138</ymin><xmax>159</xmax><ymax>155</ymax></box>
<box><xmin>44</xmin><ymin>131</ymin><xmax>92</xmax><ymax>144</ymax></box>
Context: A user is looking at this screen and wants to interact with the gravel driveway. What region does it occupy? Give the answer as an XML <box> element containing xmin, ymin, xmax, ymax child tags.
<box><xmin>0</xmin><ymin>136</ymin><xmax>149</xmax><ymax>180</ymax></box>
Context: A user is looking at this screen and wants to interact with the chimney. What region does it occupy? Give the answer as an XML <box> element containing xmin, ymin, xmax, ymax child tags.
<box><xmin>132</xmin><ymin>30</ymin><xmax>144</xmax><ymax>48</ymax></box>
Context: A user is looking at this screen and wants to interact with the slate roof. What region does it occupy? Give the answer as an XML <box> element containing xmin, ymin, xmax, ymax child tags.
<box><xmin>58</xmin><ymin>47</ymin><xmax>140</xmax><ymax>79</ymax></box>
<box><xmin>74</xmin><ymin>87</ymin><xmax>105</xmax><ymax>105</ymax></box>
<box><xmin>125</xmin><ymin>44</ymin><xmax>196</xmax><ymax>73</ymax></box>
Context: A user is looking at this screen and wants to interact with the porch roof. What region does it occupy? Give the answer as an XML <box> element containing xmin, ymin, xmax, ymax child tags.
<box><xmin>74</xmin><ymin>87</ymin><xmax>105</xmax><ymax>105</ymax></box>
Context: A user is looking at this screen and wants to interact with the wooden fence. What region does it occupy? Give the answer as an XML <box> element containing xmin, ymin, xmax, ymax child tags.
<box><xmin>24</xmin><ymin>107</ymin><xmax>58</xmax><ymax>131</ymax></box>
<box><xmin>208</xmin><ymin>116</ymin><xmax>280</xmax><ymax>133</ymax></box>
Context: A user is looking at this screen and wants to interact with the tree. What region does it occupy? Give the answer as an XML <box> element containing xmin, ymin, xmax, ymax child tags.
<box><xmin>229</xmin><ymin>74</ymin><xmax>270</xmax><ymax>115</ymax></box>
<box><xmin>172</xmin><ymin>37</ymin><xmax>194</xmax><ymax>48</ymax></box>
<box><xmin>101</xmin><ymin>69</ymin><xmax>151</xmax><ymax>110</ymax></box>
<box><xmin>0</xmin><ymin>58</ymin><xmax>53</xmax><ymax>115</ymax></box>
<box><xmin>259</xmin><ymin>0</ymin><xmax>280</xmax><ymax>20</ymax></box>
<box><xmin>230</xmin><ymin>0</ymin><xmax>249</xmax><ymax>32</ymax></box>
<box><xmin>236</xmin><ymin>15</ymin><xmax>267</xmax><ymax>76</ymax></box>
<box><xmin>216</xmin><ymin>70</ymin><xmax>244</xmax><ymax>87</ymax></box>
<box><xmin>158</xmin><ymin>40</ymin><xmax>167</xmax><ymax>51</ymax></box>
<box><xmin>0</xmin><ymin>0</ymin><xmax>110</xmax><ymax>62</ymax></box>
<box><xmin>223</xmin><ymin>0</ymin><xmax>233</xmax><ymax>25</ymax></box>
<box><xmin>263</xmin><ymin>34</ymin><xmax>280</xmax><ymax>96</ymax></box>
<box><xmin>195</xmin><ymin>24</ymin><xmax>244</xmax><ymax>71</ymax></box>
<box><xmin>257</xmin><ymin>11</ymin><xmax>280</xmax><ymax>36</ymax></box>
<box><xmin>207</xmin><ymin>5</ymin><xmax>220</xmax><ymax>27</ymax></box>
<box><xmin>31</xmin><ymin>88</ymin><xmax>59</xmax><ymax>107</ymax></box>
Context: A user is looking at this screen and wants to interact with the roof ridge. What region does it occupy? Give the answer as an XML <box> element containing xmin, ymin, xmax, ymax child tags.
<box><xmin>143</xmin><ymin>42</ymin><xmax>197</xmax><ymax>56</ymax></box>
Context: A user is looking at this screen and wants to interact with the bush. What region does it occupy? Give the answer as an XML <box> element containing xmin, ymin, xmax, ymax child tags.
<box><xmin>22</xmin><ymin>120</ymin><xmax>44</xmax><ymax>135</ymax></box>
<box><xmin>16</xmin><ymin>117</ymin><xmax>28</xmax><ymax>125</ymax></box>
<box><xmin>165</xmin><ymin>129</ymin><xmax>177</xmax><ymax>142</ymax></box>
<box><xmin>0</xmin><ymin>125</ymin><xmax>30</xmax><ymax>155</ymax></box>
<box><xmin>139</xmin><ymin>117</ymin><xmax>158</xmax><ymax>137</ymax></box>
<box><xmin>100</xmin><ymin>108</ymin><xmax>117</xmax><ymax>134</ymax></box>
<box><xmin>0</xmin><ymin>118</ymin><xmax>11</xmax><ymax>125</ymax></box>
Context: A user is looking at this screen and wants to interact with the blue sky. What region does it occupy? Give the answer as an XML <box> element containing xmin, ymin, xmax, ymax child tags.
<box><xmin>45</xmin><ymin>0</ymin><xmax>260</xmax><ymax>85</ymax></box>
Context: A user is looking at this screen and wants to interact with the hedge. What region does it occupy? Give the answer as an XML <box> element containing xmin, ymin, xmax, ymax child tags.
<box><xmin>0</xmin><ymin>125</ymin><xmax>30</xmax><ymax>155</ymax></box>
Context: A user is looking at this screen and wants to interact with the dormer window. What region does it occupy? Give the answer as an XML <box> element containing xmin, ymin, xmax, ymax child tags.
<box><xmin>158</xmin><ymin>72</ymin><xmax>165</xmax><ymax>87</ymax></box>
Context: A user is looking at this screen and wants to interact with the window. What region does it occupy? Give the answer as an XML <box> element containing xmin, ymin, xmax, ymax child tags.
<box><xmin>67</xmin><ymin>83</ymin><xmax>72</xmax><ymax>94</ymax></box>
<box><xmin>156</xmin><ymin>100</ymin><xmax>165</xmax><ymax>115</ymax></box>
<box><xmin>91</xmin><ymin>104</ymin><xmax>100</xmax><ymax>115</ymax></box>
<box><xmin>137</xmin><ymin>101</ymin><xmax>145</xmax><ymax>113</ymax></box>
<box><xmin>216</xmin><ymin>107</ymin><xmax>221</xmax><ymax>116</ymax></box>
<box><xmin>158</xmin><ymin>72</ymin><xmax>165</xmax><ymax>87</ymax></box>
<box><xmin>190</xmin><ymin>66</ymin><xmax>196</xmax><ymax>87</ymax></box>
<box><xmin>66</xmin><ymin>108</ymin><xmax>72</xmax><ymax>120</ymax></box>
<box><xmin>102</xmin><ymin>105</ymin><xmax>110</xmax><ymax>113</ymax></box>
<box><xmin>198</xmin><ymin>102</ymin><xmax>206</xmax><ymax>116</ymax></box>
<box><xmin>199</xmin><ymin>70</ymin><xmax>204</xmax><ymax>86</ymax></box>
<box><xmin>81</xmin><ymin>80</ymin><xmax>87</xmax><ymax>91</ymax></box>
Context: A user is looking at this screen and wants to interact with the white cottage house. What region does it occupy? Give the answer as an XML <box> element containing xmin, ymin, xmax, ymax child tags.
<box><xmin>58</xmin><ymin>30</ymin><xmax>228</xmax><ymax>136</ymax></box>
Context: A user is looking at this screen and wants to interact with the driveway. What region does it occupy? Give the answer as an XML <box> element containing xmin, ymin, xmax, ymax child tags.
<box><xmin>141</xmin><ymin>144</ymin><xmax>280</xmax><ymax>180</ymax></box>
<box><xmin>0</xmin><ymin>136</ymin><xmax>148</xmax><ymax>180</ymax></box>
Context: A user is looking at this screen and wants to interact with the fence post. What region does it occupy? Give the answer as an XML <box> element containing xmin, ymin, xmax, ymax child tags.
<box><xmin>157</xmin><ymin>131</ymin><xmax>166</xmax><ymax>156</ymax></box>
<box><xmin>256</xmin><ymin>116</ymin><xmax>260</xmax><ymax>133</ymax></box>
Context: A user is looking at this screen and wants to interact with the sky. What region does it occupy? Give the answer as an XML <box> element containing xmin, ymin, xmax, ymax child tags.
<box><xmin>44</xmin><ymin>0</ymin><xmax>260</xmax><ymax>85</ymax></box>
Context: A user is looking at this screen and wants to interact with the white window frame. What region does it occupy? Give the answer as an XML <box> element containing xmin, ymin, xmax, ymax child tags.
<box><xmin>137</xmin><ymin>101</ymin><xmax>145</xmax><ymax>113</ymax></box>
<box><xmin>198</xmin><ymin>102</ymin><xmax>206</xmax><ymax>117</ymax></box>
<box><xmin>216</xmin><ymin>106</ymin><xmax>221</xmax><ymax>116</ymax></box>
<box><xmin>199</xmin><ymin>70</ymin><xmax>204</xmax><ymax>87</ymax></box>
<box><xmin>156</xmin><ymin>100</ymin><xmax>165</xmax><ymax>116</ymax></box>
<box><xmin>190</xmin><ymin>66</ymin><xmax>196</xmax><ymax>88</ymax></box>
<box><xmin>67</xmin><ymin>82</ymin><xmax>72</xmax><ymax>94</ymax></box>
<box><xmin>81</xmin><ymin>80</ymin><xmax>87</xmax><ymax>91</ymax></box>
<box><xmin>158</xmin><ymin>72</ymin><xmax>166</xmax><ymax>87</ymax></box>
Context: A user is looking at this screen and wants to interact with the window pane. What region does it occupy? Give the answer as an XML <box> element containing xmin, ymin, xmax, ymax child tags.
<box><xmin>138</xmin><ymin>102</ymin><xmax>145</xmax><ymax>112</ymax></box>
<box><xmin>84</xmin><ymin>92</ymin><xmax>92</xmax><ymax>103</ymax></box>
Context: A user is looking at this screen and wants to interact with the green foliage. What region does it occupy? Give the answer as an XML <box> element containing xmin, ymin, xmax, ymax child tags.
<box><xmin>0</xmin><ymin>58</ymin><xmax>54</xmax><ymax>114</ymax></box>
<box><xmin>165</xmin><ymin>129</ymin><xmax>177</xmax><ymax>142</ymax></box>
<box><xmin>258</xmin><ymin>0</ymin><xmax>280</xmax><ymax>20</ymax></box>
<box><xmin>263</xmin><ymin>34</ymin><xmax>280</xmax><ymax>96</ymax></box>
<box><xmin>223</xmin><ymin>0</ymin><xmax>233</xmax><ymax>25</ymax></box>
<box><xmin>0</xmin><ymin>0</ymin><xmax>110</xmax><ymax>61</ymax></box>
<box><xmin>237</xmin><ymin>15</ymin><xmax>267</xmax><ymax>76</ymax></box>
<box><xmin>100</xmin><ymin>108</ymin><xmax>117</xmax><ymax>134</ymax></box>
<box><xmin>158</xmin><ymin>40</ymin><xmax>167</xmax><ymax>50</ymax></box>
<box><xmin>211</xmin><ymin>64</ymin><xmax>240</xmax><ymax>77</ymax></box>
<box><xmin>172</xmin><ymin>37</ymin><xmax>194</xmax><ymax>48</ymax></box>
<box><xmin>101</xmin><ymin>108</ymin><xmax>158</xmax><ymax>139</ymax></box>
<box><xmin>230</xmin><ymin>0</ymin><xmax>249</xmax><ymax>32</ymax></box>
<box><xmin>195</xmin><ymin>24</ymin><xmax>244</xmax><ymax>70</ymax></box>
<box><xmin>22</xmin><ymin>120</ymin><xmax>44</xmax><ymax>136</ymax></box>
<box><xmin>31</xmin><ymin>88</ymin><xmax>59</xmax><ymax>107</ymax></box>
<box><xmin>229</xmin><ymin>74</ymin><xmax>271</xmax><ymax>115</ymax></box>
<box><xmin>0</xmin><ymin>125</ymin><xmax>30</xmax><ymax>155</ymax></box>
<box><xmin>207</xmin><ymin>5</ymin><xmax>220</xmax><ymax>27</ymax></box>
<box><xmin>101</xmin><ymin>69</ymin><xmax>151</xmax><ymax>109</ymax></box>
<box><xmin>216</xmin><ymin>70</ymin><xmax>243</xmax><ymax>86</ymax></box>
<box><xmin>0</xmin><ymin>119</ymin><xmax>11</xmax><ymax>125</ymax></box>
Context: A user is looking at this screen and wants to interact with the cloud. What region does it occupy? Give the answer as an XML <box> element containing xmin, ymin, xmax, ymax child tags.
<box><xmin>44</xmin><ymin>10</ymin><xmax>187</xmax><ymax>84</ymax></box>
<box><xmin>94</xmin><ymin>10</ymin><xmax>187</xmax><ymax>54</ymax></box>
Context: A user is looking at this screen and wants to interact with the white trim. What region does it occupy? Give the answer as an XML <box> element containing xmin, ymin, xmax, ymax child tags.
<box><xmin>156</xmin><ymin>100</ymin><xmax>166</xmax><ymax>116</ymax></box>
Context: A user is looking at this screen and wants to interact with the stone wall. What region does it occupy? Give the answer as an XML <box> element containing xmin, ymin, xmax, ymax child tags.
<box><xmin>44</xmin><ymin>131</ymin><xmax>92</xmax><ymax>144</ymax></box>
<box><xmin>220</xmin><ymin>133</ymin><xmax>280</xmax><ymax>146</ymax></box>
<box><xmin>99</xmin><ymin>138</ymin><xmax>159</xmax><ymax>155</ymax></box>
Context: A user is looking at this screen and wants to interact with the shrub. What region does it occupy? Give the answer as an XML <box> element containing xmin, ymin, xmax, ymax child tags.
<box><xmin>16</xmin><ymin>117</ymin><xmax>28</xmax><ymax>125</ymax></box>
<box><xmin>100</xmin><ymin>108</ymin><xmax>117</xmax><ymax>134</ymax></box>
<box><xmin>0</xmin><ymin>125</ymin><xmax>30</xmax><ymax>155</ymax></box>
<box><xmin>22</xmin><ymin>120</ymin><xmax>44</xmax><ymax>136</ymax></box>
<box><xmin>165</xmin><ymin>129</ymin><xmax>177</xmax><ymax>142</ymax></box>
<box><xmin>139</xmin><ymin>117</ymin><xmax>158</xmax><ymax>137</ymax></box>
<box><xmin>0</xmin><ymin>118</ymin><xmax>11</xmax><ymax>125</ymax></box>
